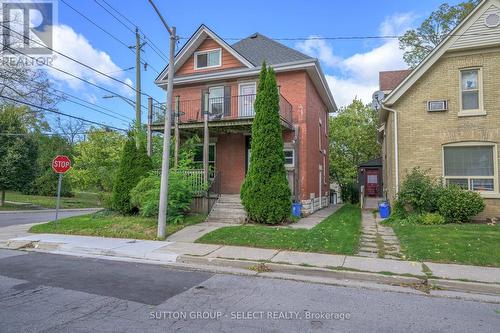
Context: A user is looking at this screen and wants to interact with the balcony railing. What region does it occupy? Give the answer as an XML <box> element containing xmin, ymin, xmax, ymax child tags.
<box><xmin>152</xmin><ymin>94</ymin><xmax>292</xmax><ymax>126</ymax></box>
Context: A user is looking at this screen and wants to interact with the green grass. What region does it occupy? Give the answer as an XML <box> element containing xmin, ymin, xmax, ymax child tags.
<box><xmin>197</xmin><ymin>204</ymin><xmax>361</xmax><ymax>255</ymax></box>
<box><xmin>390</xmin><ymin>222</ymin><xmax>500</xmax><ymax>267</ymax></box>
<box><xmin>29</xmin><ymin>211</ymin><xmax>206</xmax><ymax>240</ymax></box>
<box><xmin>4</xmin><ymin>191</ymin><xmax>102</xmax><ymax>209</ymax></box>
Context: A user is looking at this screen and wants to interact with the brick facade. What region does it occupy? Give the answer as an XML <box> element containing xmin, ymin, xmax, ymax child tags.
<box><xmin>383</xmin><ymin>50</ymin><xmax>500</xmax><ymax>219</ymax></box>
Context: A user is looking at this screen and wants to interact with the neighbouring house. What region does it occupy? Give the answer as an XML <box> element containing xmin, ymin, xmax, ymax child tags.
<box><xmin>357</xmin><ymin>158</ymin><xmax>383</xmax><ymax>198</ymax></box>
<box><xmin>378</xmin><ymin>0</ymin><xmax>500</xmax><ymax>220</ymax></box>
<box><xmin>152</xmin><ymin>25</ymin><xmax>337</xmax><ymax>215</ymax></box>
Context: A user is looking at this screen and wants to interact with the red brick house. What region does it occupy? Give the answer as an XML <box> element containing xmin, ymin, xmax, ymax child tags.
<box><xmin>153</xmin><ymin>25</ymin><xmax>337</xmax><ymax>215</ymax></box>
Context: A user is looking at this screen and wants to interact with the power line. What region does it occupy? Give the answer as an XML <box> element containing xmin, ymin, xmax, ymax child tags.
<box><xmin>1</xmin><ymin>24</ymin><xmax>155</xmax><ymax>103</ymax></box>
<box><xmin>93</xmin><ymin>0</ymin><xmax>135</xmax><ymax>34</ymax></box>
<box><xmin>1</xmin><ymin>43</ymin><xmax>149</xmax><ymax>111</ymax></box>
<box><xmin>2</xmin><ymin>69</ymin><xmax>135</xmax><ymax>122</ymax></box>
<box><xmin>96</xmin><ymin>0</ymin><xmax>169</xmax><ymax>63</ymax></box>
<box><xmin>60</xmin><ymin>0</ymin><xmax>160</xmax><ymax>75</ymax></box>
<box><xmin>178</xmin><ymin>32</ymin><xmax>500</xmax><ymax>41</ymax></box>
<box><xmin>0</xmin><ymin>95</ymin><xmax>127</xmax><ymax>131</ymax></box>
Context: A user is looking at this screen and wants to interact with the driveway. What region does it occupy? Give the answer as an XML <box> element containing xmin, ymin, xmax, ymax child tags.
<box><xmin>0</xmin><ymin>209</ymin><xmax>99</xmax><ymax>227</ymax></box>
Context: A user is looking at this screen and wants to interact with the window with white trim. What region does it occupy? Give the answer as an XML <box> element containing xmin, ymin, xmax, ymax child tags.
<box><xmin>460</xmin><ymin>68</ymin><xmax>482</xmax><ymax>113</ymax></box>
<box><xmin>194</xmin><ymin>144</ymin><xmax>216</xmax><ymax>171</ymax></box>
<box><xmin>194</xmin><ymin>49</ymin><xmax>221</xmax><ymax>69</ymax></box>
<box><xmin>443</xmin><ymin>144</ymin><xmax>497</xmax><ymax>192</ymax></box>
<box><xmin>284</xmin><ymin>149</ymin><xmax>294</xmax><ymax>167</ymax></box>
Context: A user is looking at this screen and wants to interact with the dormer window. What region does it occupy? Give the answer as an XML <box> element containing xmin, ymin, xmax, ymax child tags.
<box><xmin>194</xmin><ymin>48</ymin><xmax>222</xmax><ymax>70</ymax></box>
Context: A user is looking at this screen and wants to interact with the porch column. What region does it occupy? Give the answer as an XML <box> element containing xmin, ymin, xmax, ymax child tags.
<box><xmin>174</xmin><ymin>95</ymin><xmax>180</xmax><ymax>168</ymax></box>
<box><xmin>203</xmin><ymin>92</ymin><xmax>210</xmax><ymax>183</ymax></box>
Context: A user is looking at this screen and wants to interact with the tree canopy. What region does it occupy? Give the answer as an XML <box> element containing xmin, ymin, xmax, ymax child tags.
<box><xmin>329</xmin><ymin>99</ymin><xmax>380</xmax><ymax>188</ymax></box>
<box><xmin>399</xmin><ymin>0</ymin><xmax>479</xmax><ymax>68</ymax></box>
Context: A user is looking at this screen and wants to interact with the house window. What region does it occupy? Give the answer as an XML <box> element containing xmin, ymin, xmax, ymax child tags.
<box><xmin>194</xmin><ymin>49</ymin><xmax>221</xmax><ymax>70</ymax></box>
<box><xmin>284</xmin><ymin>149</ymin><xmax>294</xmax><ymax>167</ymax></box>
<box><xmin>194</xmin><ymin>144</ymin><xmax>216</xmax><ymax>172</ymax></box>
<box><xmin>319</xmin><ymin>120</ymin><xmax>322</xmax><ymax>151</ymax></box>
<box><xmin>460</xmin><ymin>68</ymin><xmax>483</xmax><ymax>114</ymax></box>
<box><xmin>443</xmin><ymin>144</ymin><xmax>497</xmax><ymax>193</ymax></box>
<box><xmin>208</xmin><ymin>86</ymin><xmax>224</xmax><ymax>117</ymax></box>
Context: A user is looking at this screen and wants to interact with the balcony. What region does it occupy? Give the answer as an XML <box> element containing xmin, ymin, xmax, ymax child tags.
<box><xmin>151</xmin><ymin>94</ymin><xmax>293</xmax><ymax>131</ymax></box>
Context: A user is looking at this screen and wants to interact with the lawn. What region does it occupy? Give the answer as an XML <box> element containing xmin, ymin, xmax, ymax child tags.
<box><xmin>197</xmin><ymin>204</ymin><xmax>361</xmax><ymax>255</ymax></box>
<box><xmin>4</xmin><ymin>191</ymin><xmax>102</xmax><ymax>209</ymax></box>
<box><xmin>29</xmin><ymin>211</ymin><xmax>206</xmax><ymax>240</ymax></box>
<box><xmin>389</xmin><ymin>222</ymin><xmax>500</xmax><ymax>267</ymax></box>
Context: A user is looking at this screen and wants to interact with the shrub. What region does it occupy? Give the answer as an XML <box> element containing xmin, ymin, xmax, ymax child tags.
<box><xmin>31</xmin><ymin>169</ymin><xmax>73</xmax><ymax>197</ymax></box>
<box><xmin>138</xmin><ymin>173</ymin><xmax>191</xmax><ymax>222</ymax></box>
<box><xmin>130</xmin><ymin>172</ymin><xmax>194</xmax><ymax>223</ymax></box>
<box><xmin>240</xmin><ymin>63</ymin><xmax>291</xmax><ymax>224</ymax></box>
<box><xmin>340</xmin><ymin>182</ymin><xmax>359</xmax><ymax>204</ymax></box>
<box><xmin>437</xmin><ymin>186</ymin><xmax>485</xmax><ymax>223</ymax></box>
<box><xmin>421</xmin><ymin>212</ymin><xmax>446</xmax><ymax>225</ymax></box>
<box><xmin>397</xmin><ymin>168</ymin><xmax>442</xmax><ymax>214</ymax></box>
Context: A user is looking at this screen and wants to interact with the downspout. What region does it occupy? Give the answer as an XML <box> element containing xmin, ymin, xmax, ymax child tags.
<box><xmin>381</xmin><ymin>103</ymin><xmax>399</xmax><ymax>194</ymax></box>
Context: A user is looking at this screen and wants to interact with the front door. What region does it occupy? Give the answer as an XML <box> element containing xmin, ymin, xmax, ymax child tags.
<box><xmin>365</xmin><ymin>169</ymin><xmax>379</xmax><ymax>197</ymax></box>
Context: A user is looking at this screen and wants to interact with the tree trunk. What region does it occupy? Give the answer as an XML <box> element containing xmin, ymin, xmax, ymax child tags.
<box><xmin>0</xmin><ymin>190</ymin><xmax>5</xmax><ymax>206</ymax></box>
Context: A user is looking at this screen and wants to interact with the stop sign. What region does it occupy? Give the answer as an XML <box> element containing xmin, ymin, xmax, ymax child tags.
<box><xmin>52</xmin><ymin>155</ymin><xmax>72</xmax><ymax>174</ymax></box>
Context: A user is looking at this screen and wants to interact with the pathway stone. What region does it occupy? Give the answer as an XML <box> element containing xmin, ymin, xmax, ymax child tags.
<box><xmin>357</xmin><ymin>198</ymin><xmax>404</xmax><ymax>260</ymax></box>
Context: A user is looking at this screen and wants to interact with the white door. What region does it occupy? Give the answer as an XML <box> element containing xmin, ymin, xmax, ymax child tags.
<box><xmin>239</xmin><ymin>83</ymin><xmax>256</xmax><ymax>117</ymax></box>
<box><xmin>209</xmin><ymin>86</ymin><xmax>224</xmax><ymax>118</ymax></box>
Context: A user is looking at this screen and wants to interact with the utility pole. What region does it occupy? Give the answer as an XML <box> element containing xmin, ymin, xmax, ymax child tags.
<box><xmin>130</xmin><ymin>28</ymin><xmax>146</xmax><ymax>136</ymax></box>
<box><xmin>148</xmin><ymin>0</ymin><xmax>177</xmax><ymax>239</ymax></box>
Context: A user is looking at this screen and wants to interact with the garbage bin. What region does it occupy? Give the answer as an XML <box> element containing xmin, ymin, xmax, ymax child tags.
<box><xmin>379</xmin><ymin>202</ymin><xmax>390</xmax><ymax>219</ymax></box>
<box><xmin>292</xmin><ymin>202</ymin><xmax>302</xmax><ymax>218</ymax></box>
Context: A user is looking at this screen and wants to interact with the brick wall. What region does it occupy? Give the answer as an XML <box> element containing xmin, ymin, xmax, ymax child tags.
<box><xmin>384</xmin><ymin>50</ymin><xmax>500</xmax><ymax>219</ymax></box>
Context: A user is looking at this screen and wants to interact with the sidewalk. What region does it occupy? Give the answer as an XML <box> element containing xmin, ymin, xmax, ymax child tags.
<box><xmin>2</xmin><ymin>227</ymin><xmax>499</xmax><ymax>298</ymax></box>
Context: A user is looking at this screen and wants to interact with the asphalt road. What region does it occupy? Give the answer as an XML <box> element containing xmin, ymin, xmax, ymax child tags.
<box><xmin>0</xmin><ymin>209</ymin><xmax>98</xmax><ymax>227</ymax></box>
<box><xmin>0</xmin><ymin>249</ymin><xmax>498</xmax><ymax>333</ymax></box>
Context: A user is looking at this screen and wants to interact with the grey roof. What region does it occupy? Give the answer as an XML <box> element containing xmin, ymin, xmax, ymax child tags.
<box><xmin>358</xmin><ymin>158</ymin><xmax>382</xmax><ymax>168</ymax></box>
<box><xmin>232</xmin><ymin>33</ymin><xmax>313</xmax><ymax>66</ymax></box>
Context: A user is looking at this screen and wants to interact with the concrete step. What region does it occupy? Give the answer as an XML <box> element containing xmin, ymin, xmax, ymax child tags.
<box><xmin>205</xmin><ymin>217</ymin><xmax>244</xmax><ymax>224</ymax></box>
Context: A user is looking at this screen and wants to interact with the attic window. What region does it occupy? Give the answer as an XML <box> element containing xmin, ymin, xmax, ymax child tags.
<box><xmin>194</xmin><ymin>48</ymin><xmax>221</xmax><ymax>70</ymax></box>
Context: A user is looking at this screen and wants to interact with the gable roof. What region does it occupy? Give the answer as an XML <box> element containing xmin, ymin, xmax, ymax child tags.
<box><xmin>358</xmin><ymin>157</ymin><xmax>382</xmax><ymax>168</ymax></box>
<box><xmin>154</xmin><ymin>24</ymin><xmax>254</xmax><ymax>84</ymax></box>
<box><xmin>379</xmin><ymin>69</ymin><xmax>412</xmax><ymax>92</ymax></box>
<box><xmin>231</xmin><ymin>33</ymin><xmax>312</xmax><ymax>66</ymax></box>
<box><xmin>384</xmin><ymin>0</ymin><xmax>500</xmax><ymax>106</ymax></box>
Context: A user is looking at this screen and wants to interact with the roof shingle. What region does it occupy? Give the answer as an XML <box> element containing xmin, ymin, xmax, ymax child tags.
<box><xmin>232</xmin><ymin>33</ymin><xmax>312</xmax><ymax>66</ymax></box>
<box><xmin>379</xmin><ymin>69</ymin><xmax>412</xmax><ymax>92</ymax></box>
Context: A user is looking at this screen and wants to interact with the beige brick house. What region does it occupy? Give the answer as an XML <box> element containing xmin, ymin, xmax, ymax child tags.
<box><xmin>378</xmin><ymin>0</ymin><xmax>500</xmax><ymax>219</ymax></box>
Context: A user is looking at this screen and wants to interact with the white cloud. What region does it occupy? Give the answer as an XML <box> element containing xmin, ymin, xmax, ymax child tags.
<box><xmin>295</xmin><ymin>37</ymin><xmax>341</xmax><ymax>67</ymax></box>
<box><xmin>48</xmin><ymin>24</ymin><xmax>133</xmax><ymax>96</ymax></box>
<box><xmin>296</xmin><ymin>13</ymin><xmax>416</xmax><ymax>107</ymax></box>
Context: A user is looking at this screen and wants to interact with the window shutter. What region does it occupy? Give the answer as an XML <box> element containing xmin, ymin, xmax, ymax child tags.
<box><xmin>200</xmin><ymin>89</ymin><xmax>208</xmax><ymax>120</ymax></box>
<box><xmin>224</xmin><ymin>86</ymin><xmax>231</xmax><ymax>117</ymax></box>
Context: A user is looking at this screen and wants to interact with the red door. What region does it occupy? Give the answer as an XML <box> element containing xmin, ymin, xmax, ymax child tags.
<box><xmin>365</xmin><ymin>169</ymin><xmax>379</xmax><ymax>197</ymax></box>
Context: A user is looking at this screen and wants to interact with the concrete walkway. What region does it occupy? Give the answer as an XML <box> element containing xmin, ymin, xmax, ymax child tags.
<box><xmin>287</xmin><ymin>204</ymin><xmax>343</xmax><ymax>229</ymax></box>
<box><xmin>358</xmin><ymin>197</ymin><xmax>403</xmax><ymax>260</ymax></box>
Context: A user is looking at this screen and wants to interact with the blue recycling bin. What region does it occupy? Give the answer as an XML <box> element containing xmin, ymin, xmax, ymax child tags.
<box><xmin>379</xmin><ymin>202</ymin><xmax>391</xmax><ymax>219</ymax></box>
<box><xmin>292</xmin><ymin>202</ymin><xmax>302</xmax><ymax>217</ymax></box>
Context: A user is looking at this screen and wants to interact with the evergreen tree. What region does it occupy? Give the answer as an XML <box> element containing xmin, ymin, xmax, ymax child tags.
<box><xmin>112</xmin><ymin>134</ymin><xmax>142</xmax><ymax>214</ymax></box>
<box><xmin>240</xmin><ymin>64</ymin><xmax>291</xmax><ymax>224</ymax></box>
<box><xmin>136</xmin><ymin>140</ymin><xmax>153</xmax><ymax>175</ymax></box>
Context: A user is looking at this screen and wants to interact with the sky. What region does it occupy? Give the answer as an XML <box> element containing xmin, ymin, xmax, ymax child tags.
<box><xmin>15</xmin><ymin>0</ymin><xmax>465</xmax><ymax>130</ymax></box>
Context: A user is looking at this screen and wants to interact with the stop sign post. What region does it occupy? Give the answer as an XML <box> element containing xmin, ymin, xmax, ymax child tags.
<box><xmin>52</xmin><ymin>156</ymin><xmax>71</xmax><ymax>221</ymax></box>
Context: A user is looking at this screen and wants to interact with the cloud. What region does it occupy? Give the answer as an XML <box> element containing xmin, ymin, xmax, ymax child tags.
<box><xmin>296</xmin><ymin>13</ymin><xmax>416</xmax><ymax>107</ymax></box>
<box><xmin>48</xmin><ymin>24</ymin><xmax>133</xmax><ymax>96</ymax></box>
<box><xmin>295</xmin><ymin>37</ymin><xmax>341</xmax><ymax>67</ymax></box>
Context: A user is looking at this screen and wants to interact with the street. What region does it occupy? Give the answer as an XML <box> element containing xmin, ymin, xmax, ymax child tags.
<box><xmin>0</xmin><ymin>249</ymin><xmax>498</xmax><ymax>333</ymax></box>
<box><xmin>0</xmin><ymin>210</ymin><xmax>99</xmax><ymax>227</ymax></box>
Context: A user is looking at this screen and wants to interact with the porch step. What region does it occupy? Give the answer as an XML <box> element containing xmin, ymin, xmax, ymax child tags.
<box><xmin>205</xmin><ymin>194</ymin><xmax>246</xmax><ymax>224</ymax></box>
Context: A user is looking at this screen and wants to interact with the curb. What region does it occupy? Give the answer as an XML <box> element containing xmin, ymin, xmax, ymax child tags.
<box><xmin>0</xmin><ymin>208</ymin><xmax>102</xmax><ymax>214</ymax></box>
<box><xmin>428</xmin><ymin>278</ymin><xmax>500</xmax><ymax>295</ymax></box>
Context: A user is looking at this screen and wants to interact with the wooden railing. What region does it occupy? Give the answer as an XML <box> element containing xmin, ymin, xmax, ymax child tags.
<box><xmin>173</xmin><ymin>169</ymin><xmax>205</xmax><ymax>195</ymax></box>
